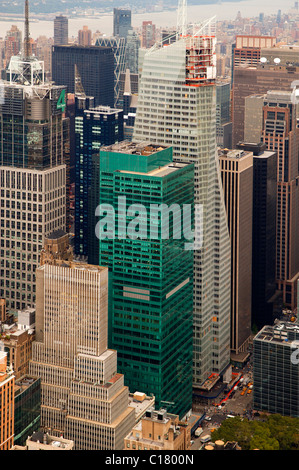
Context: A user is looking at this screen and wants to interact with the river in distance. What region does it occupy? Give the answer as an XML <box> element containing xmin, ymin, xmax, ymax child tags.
<box><xmin>0</xmin><ymin>0</ymin><xmax>295</xmax><ymax>39</ymax></box>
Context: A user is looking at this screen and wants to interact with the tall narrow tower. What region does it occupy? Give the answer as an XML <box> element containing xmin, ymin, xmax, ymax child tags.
<box><xmin>133</xmin><ymin>11</ymin><xmax>231</xmax><ymax>387</ymax></box>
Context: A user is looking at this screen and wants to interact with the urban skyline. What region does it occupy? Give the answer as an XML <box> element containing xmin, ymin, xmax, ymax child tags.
<box><xmin>1</xmin><ymin>0</ymin><xmax>299</xmax><ymax>454</ymax></box>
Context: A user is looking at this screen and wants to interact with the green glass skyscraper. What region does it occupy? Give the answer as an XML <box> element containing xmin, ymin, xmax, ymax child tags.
<box><xmin>93</xmin><ymin>141</ymin><xmax>194</xmax><ymax>418</ymax></box>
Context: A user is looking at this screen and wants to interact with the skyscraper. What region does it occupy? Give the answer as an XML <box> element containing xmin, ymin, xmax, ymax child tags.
<box><xmin>93</xmin><ymin>141</ymin><xmax>194</xmax><ymax>418</ymax></box>
<box><xmin>95</xmin><ymin>37</ymin><xmax>127</xmax><ymax>108</ymax></box>
<box><xmin>52</xmin><ymin>45</ymin><xmax>114</xmax><ymax>108</ymax></box>
<box><xmin>133</xmin><ymin>17</ymin><xmax>231</xmax><ymax>387</ymax></box>
<box><xmin>125</xmin><ymin>30</ymin><xmax>140</xmax><ymax>75</ymax></box>
<box><xmin>54</xmin><ymin>15</ymin><xmax>68</xmax><ymax>46</ymax></box>
<box><xmin>78</xmin><ymin>26</ymin><xmax>92</xmax><ymax>46</ymax></box>
<box><xmin>29</xmin><ymin>232</ymin><xmax>136</xmax><ymax>450</ymax></box>
<box><xmin>232</xmin><ymin>43</ymin><xmax>299</xmax><ymax>147</ymax></box>
<box><xmin>74</xmin><ymin>75</ymin><xmax>124</xmax><ymax>257</ymax></box>
<box><xmin>237</xmin><ymin>142</ymin><xmax>277</xmax><ymax>329</ymax></box>
<box><xmin>0</xmin><ymin>3</ymin><xmax>68</xmax><ymax>311</ymax></box>
<box><xmin>142</xmin><ymin>21</ymin><xmax>156</xmax><ymax>48</ymax></box>
<box><xmin>113</xmin><ymin>8</ymin><xmax>132</xmax><ymax>38</ymax></box>
<box><xmin>253</xmin><ymin>321</ymin><xmax>299</xmax><ymax>417</ymax></box>
<box><xmin>260</xmin><ymin>90</ymin><xmax>299</xmax><ymax>310</ymax></box>
<box><xmin>219</xmin><ymin>149</ymin><xmax>253</xmax><ymax>362</ymax></box>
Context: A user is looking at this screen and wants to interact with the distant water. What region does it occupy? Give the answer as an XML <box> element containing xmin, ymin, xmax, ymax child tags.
<box><xmin>0</xmin><ymin>0</ymin><xmax>294</xmax><ymax>39</ymax></box>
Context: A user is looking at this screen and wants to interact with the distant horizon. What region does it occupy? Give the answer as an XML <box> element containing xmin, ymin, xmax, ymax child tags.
<box><xmin>0</xmin><ymin>0</ymin><xmax>294</xmax><ymax>39</ymax></box>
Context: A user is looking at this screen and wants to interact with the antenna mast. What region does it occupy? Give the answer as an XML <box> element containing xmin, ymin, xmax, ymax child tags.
<box><xmin>177</xmin><ymin>0</ymin><xmax>187</xmax><ymax>38</ymax></box>
<box><xmin>24</xmin><ymin>0</ymin><xmax>30</xmax><ymax>58</ymax></box>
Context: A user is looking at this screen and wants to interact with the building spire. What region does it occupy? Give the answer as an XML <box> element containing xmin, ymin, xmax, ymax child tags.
<box><xmin>24</xmin><ymin>0</ymin><xmax>31</xmax><ymax>58</ymax></box>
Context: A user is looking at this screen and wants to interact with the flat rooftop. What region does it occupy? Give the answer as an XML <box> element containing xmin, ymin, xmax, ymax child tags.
<box><xmin>254</xmin><ymin>321</ymin><xmax>299</xmax><ymax>345</ymax></box>
<box><xmin>119</xmin><ymin>161</ymin><xmax>190</xmax><ymax>178</ymax></box>
<box><xmin>101</xmin><ymin>141</ymin><xmax>169</xmax><ymax>156</ymax></box>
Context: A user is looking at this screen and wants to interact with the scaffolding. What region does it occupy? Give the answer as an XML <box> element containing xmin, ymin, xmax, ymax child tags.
<box><xmin>185</xmin><ymin>35</ymin><xmax>216</xmax><ymax>85</ymax></box>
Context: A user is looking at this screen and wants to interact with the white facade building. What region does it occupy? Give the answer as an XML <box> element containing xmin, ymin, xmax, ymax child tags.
<box><xmin>133</xmin><ymin>19</ymin><xmax>231</xmax><ymax>386</ymax></box>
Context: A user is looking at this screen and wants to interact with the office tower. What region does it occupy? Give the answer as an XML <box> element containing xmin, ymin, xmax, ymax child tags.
<box><xmin>54</xmin><ymin>15</ymin><xmax>68</xmax><ymax>46</ymax></box>
<box><xmin>0</xmin><ymin>351</ymin><xmax>14</xmax><ymax>450</ymax></box>
<box><xmin>237</xmin><ymin>142</ymin><xmax>277</xmax><ymax>329</ymax></box>
<box><xmin>29</xmin><ymin>232</ymin><xmax>136</xmax><ymax>450</ymax></box>
<box><xmin>124</xmin><ymin>409</ymin><xmax>192</xmax><ymax>451</ymax></box>
<box><xmin>0</xmin><ymin>5</ymin><xmax>68</xmax><ymax>311</ymax></box>
<box><xmin>95</xmin><ymin>37</ymin><xmax>127</xmax><ymax>108</ymax></box>
<box><xmin>125</xmin><ymin>30</ymin><xmax>140</xmax><ymax>75</ymax></box>
<box><xmin>260</xmin><ymin>90</ymin><xmax>299</xmax><ymax>310</ymax></box>
<box><xmin>14</xmin><ymin>375</ymin><xmax>41</xmax><ymax>446</ymax></box>
<box><xmin>142</xmin><ymin>21</ymin><xmax>156</xmax><ymax>48</ymax></box>
<box><xmin>219</xmin><ymin>149</ymin><xmax>253</xmax><ymax>362</ymax></box>
<box><xmin>216</xmin><ymin>79</ymin><xmax>232</xmax><ymax>148</ymax></box>
<box><xmin>133</xmin><ymin>19</ymin><xmax>231</xmax><ymax>387</ymax></box>
<box><xmin>78</xmin><ymin>26</ymin><xmax>92</xmax><ymax>46</ymax></box>
<box><xmin>52</xmin><ymin>45</ymin><xmax>114</xmax><ymax>108</ymax></box>
<box><xmin>232</xmin><ymin>43</ymin><xmax>299</xmax><ymax>147</ymax></box>
<box><xmin>232</xmin><ymin>35</ymin><xmax>276</xmax><ymax>69</ymax></box>
<box><xmin>74</xmin><ymin>79</ymin><xmax>124</xmax><ymax>257</ymax></box>
<box><xmin>113</xmin><ymin>8</ymin><xmax>132</xmax><ymax>38</ymax></box>
<box><xmin>92</xmin><ymin>141</ymin><xmax>194</xmax><ymax>418</ymax></box>
<box><xmin>253</xmin><ymin>321</ymin><xmax>299</xmax><ymax>417</ymax></box>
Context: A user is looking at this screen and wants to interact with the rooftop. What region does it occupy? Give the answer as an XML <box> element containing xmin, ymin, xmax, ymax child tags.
<box><xmin>254</xmin><ymin>321</ymin><xmax>299</xmax><ymax>345</ymax></box>
<box><xmin>102</xmin><ymin>141</ymin><xmax>169</xmax><ymax>156</ymax></box>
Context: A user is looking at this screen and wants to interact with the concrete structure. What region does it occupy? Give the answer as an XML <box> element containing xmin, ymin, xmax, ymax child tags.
<box><xmin>124</xmin><ymin>409</ymin><xmax>191</xmax><ymax>451</ymax></box>
<box><xmin>29</xmin><ymin>233</ymin><xmax>136</xmax><ymax>450</ymax></box>
<box><xmin>219</xmin><ymin>149</ymin><xmax>253</xmax><ymax>361</ymax></box>
<box><xmin>0</xmin><ymin>351</ymin><xmax>14</xmax><ymax>450</ymax></box>
<box><xmin>12</xmin><ymin>431</ymin><xmax>74</xmax><ymax>450</ymax></box>
<box><xmin>0</xmin><ymin>319</ymin><xmax>35</xmax><ymax>381</ymax></box>
<box><xmin>133</xmin><ymin>18</ymin><xmax>231</xmax><ymax>388</ymax></box>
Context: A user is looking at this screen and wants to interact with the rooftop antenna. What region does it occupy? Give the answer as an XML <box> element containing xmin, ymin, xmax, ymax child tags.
<box><xmin>24</xmin><ymin>0</ymin><xmax>31</xmax><ymax>59</ymax></box>
<box><xmin>177</xmin><ymin>0</ymin><xmax>187</xmax><ymax>38</ymax></box>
